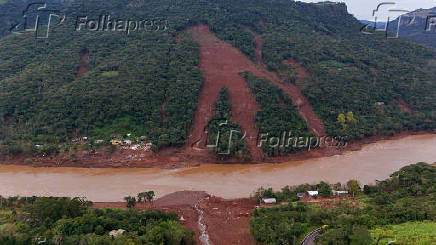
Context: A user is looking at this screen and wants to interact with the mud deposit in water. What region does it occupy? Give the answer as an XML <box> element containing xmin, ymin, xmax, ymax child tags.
<box><xmin>0</xmin><ymin>135</ymin><xmax>435</xmax><ymax>201</ymax></box>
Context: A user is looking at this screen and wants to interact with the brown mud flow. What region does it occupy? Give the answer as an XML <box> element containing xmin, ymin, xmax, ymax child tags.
<box><xmin>186</xmin><ymin>25</ymin><xmax>328</xmax><ymax>162</ymax></box>
<box><xmin>286</xmin><ymin>59</ymin><xmax>312</xmax><ymax>88</ymax></box>
<box><xmin>394</xmin><ymin>98</ymin><xmax>412</xmax><ymax>112</ymax></box>
<box><xmin>185</xmin><ymin>25</ymin><xmax>263</xmax><ymax>161</ymax></box>
<box><xmin>76</xmin><ymin>52</ymin><xmax>89</xmax><ymax>78</ymax></box>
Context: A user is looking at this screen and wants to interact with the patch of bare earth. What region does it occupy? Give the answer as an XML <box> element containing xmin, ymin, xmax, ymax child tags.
<box><xmin>286</xmin><ymin>59</ymin><xmax>312</xmax><ymax>88</ymax></box>
<box><xmin>394</xmin><ymin>98</ymin><xmax>412</xmax><ymax>113</ymax></box>
<box><xmin>198</xmin><ymin>196</ymin><xmax>257</xmax><ymax>245</ymax></box>
<box><xmin>76</xmin><ymin>52</ymin><xmax>89</xmax><ymax>78</ymax></box>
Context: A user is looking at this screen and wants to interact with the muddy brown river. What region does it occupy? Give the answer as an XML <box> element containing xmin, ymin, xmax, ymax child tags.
<box><xmin>0</xmin><ymin>134</ymin><xmax>435</xmax><ymax>201</ymax></box>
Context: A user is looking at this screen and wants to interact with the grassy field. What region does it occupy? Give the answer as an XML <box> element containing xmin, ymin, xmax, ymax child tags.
<box><xmin>371</xmin><ymin>221</ymin><xmax>436</xmax><ymax>245</ymax></box>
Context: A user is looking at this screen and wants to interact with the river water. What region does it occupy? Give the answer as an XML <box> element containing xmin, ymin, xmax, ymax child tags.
<box><xmin>0</xmin><ymin>134</ymin><xmax>435</xmax><ymax>201</ymax></box>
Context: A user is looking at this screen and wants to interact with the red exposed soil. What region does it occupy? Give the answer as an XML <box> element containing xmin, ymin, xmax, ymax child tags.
<box><xmin>394</xmin><ymin>98</ymin><xmax>412</xmax><ymax>113</ymax></box>
<box><xmin>185</xmin><ymin>25</ymin><xmax>325</xmax><ymax>163</ymax></box>
<box><xmin>198</xmin><ymin>196</ymin><xmax>257</xmax><ymax>245</ymax></box>
<box><xmin>286</xmin><ymin>59</ymin><xmax>312</xmax><ymax>88</ymax></box>
<box><xmin>92</xmin><ymin>191</ymin><xmax>257</xmax><ymax>245</ymax></box>
<box><xmin>246</xmin><ymin>29</ymin><xmax>326</xmax><ymax>137</ymax></box>
<box><xmin>185</xmin><ymin>25</ymin><xmax>263</xmax><ymax>161</ymax></box>
<box><xmin>76</xmin><ymin>53</ymin><xmax>89</xmax><ymax>78</ymax></box>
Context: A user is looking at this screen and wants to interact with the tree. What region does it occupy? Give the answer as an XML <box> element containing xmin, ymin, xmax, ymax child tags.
<box><xmin>363</xmin><ymin>185</ymin><xmax>379</xmax><ymax>194</ymax></box>
<box><xmin>145</xmin><ymin>220</ymin><xmax>195</xmax><ymax>245</ymax></box>
<box><xmin>23</xmin><ymin>197</ymin><xmax>88</xmax><ymax>227</ymax></box>
<box><xmin>137</xmin><ymin>192</ymin><xmax>146</xmax><ymax>203</ymax></box>
<box><xmin>333</xmin><ymin>182</ymin><xmax>343</xmax><ymax>190</ymax></box>
<box><xmin>124</xmin><ymin>196</ymin><xmax>136</xmax><ymax>209</ymax></box>
<box><xmin>317</xmin><ymin>181</ymin><xmax>332</xmax><ymax>197</ymax></box>
<box><xmin>145</xmin><ymin>191</ymin><xmax>155</xmax><ymax>207</ymax></box>
<box><xmin>137</xmin><ymin>191</ymin><xmax>155</xmax><ymax>207</ymax></box>
<box><xmin>338</xmin><ymin>113</ymin><xmax>347</xmax><ymax>130</ymax></box>
<box><xmin>349</xmin><ymin>226</ymin><xmax>371</xmax><ymax>245</ymax></box>
<box><xmin>346</xmin><ymin>111</ymin><xmax>356</xmax><ymax>123</ymax></box>
<box><xmin>347</xmin><ymin>180</ymin><xmax>361</xmax><ymax>197</ymax></box>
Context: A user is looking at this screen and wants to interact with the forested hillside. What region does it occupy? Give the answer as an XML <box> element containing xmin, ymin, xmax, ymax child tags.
<box><xmin>251</xmin><ymin>162</ymin><xmax>436</xmax><ymax>244</ymax></box>
<box><xmin>0</xmin><ymin>0</ymin><xmax>435</xmax><ymax>159</ymax></box>
<box><xmin>0</xmin><ymin>196</ymin><xmax>194</xmax><ymax>244</ymax></box>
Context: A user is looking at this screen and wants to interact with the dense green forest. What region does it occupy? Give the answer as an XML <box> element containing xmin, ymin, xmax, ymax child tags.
<box><xmin>242</xmin><ymin>72</ymin><xmax>312</xmax><ymax>156</ymax></box>
<box><xmin>0</xmin><ymin>0</ymin><xmax>435</xmax><ymax>157</ymax></box>
<box><xmin>207</xmin><ymin>87</ymin><xmax>250</xmax><ymax>159</ymax></box>
<box><xmin>251</xmin><ymin>162</ymin><xmax>436</xmax><ymax>244</ymax></box>
<box><xmin>0</xmin><ymin>196</ymin><xmax>194</xmax><ymax>244</ymax></box>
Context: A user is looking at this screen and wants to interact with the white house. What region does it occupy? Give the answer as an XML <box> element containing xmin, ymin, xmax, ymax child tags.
<box><xmin>109</xmin><ymin>229</ymin><xmax>125</xmax><ymax>237</ymax></box>
<box><xmin>307</xmin><ymin>191</ymin><xmax>318</xmax><ymax>197</ymax></box>
<box><xmin>262</xmin><ymin>198</ymin><xmax>277</xmax><ymax>204</ymax></box>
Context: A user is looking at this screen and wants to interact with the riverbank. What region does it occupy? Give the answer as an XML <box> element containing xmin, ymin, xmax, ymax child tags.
<box><xmin>1</xmin><ymin>134</ymin><xmax>435</xmax><ymax>201</ymax></box>
<box><xmin>0</xmin><ymin>131</ymin><xmax>434</xmax><ymax>169</ymax></box>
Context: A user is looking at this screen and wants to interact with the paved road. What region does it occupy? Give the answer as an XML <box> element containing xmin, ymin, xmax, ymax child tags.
<box><xmin>301</xmin><ymin>227</ymin><xmax>322</xmax><ymax>245</ymax></box>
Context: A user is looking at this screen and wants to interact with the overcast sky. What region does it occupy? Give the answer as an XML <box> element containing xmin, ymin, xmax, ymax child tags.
<box><xmin>299</xmin><ymin>0</ymin><xmax>436</xmax><ymax>20</ymax></box>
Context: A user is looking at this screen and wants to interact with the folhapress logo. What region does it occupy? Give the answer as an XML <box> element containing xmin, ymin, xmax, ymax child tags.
<box><xmin>75</xmin><ymin>15</ymin><xmax>168</xmax><ymax>35</ymax></box>
<box><xmin>361</xmin><ymin>2</ymin><xmax>436</xmax><ymax>39</ymax></box>
<box><xmin>9</xmin><ymin>1</ymin><xmax>65</xmax><ymax>39</ymax></box>
<box><xmin>360</xmin><ymin>2</ymin><xmax>415</xmax><ymax>39</ymax></box>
